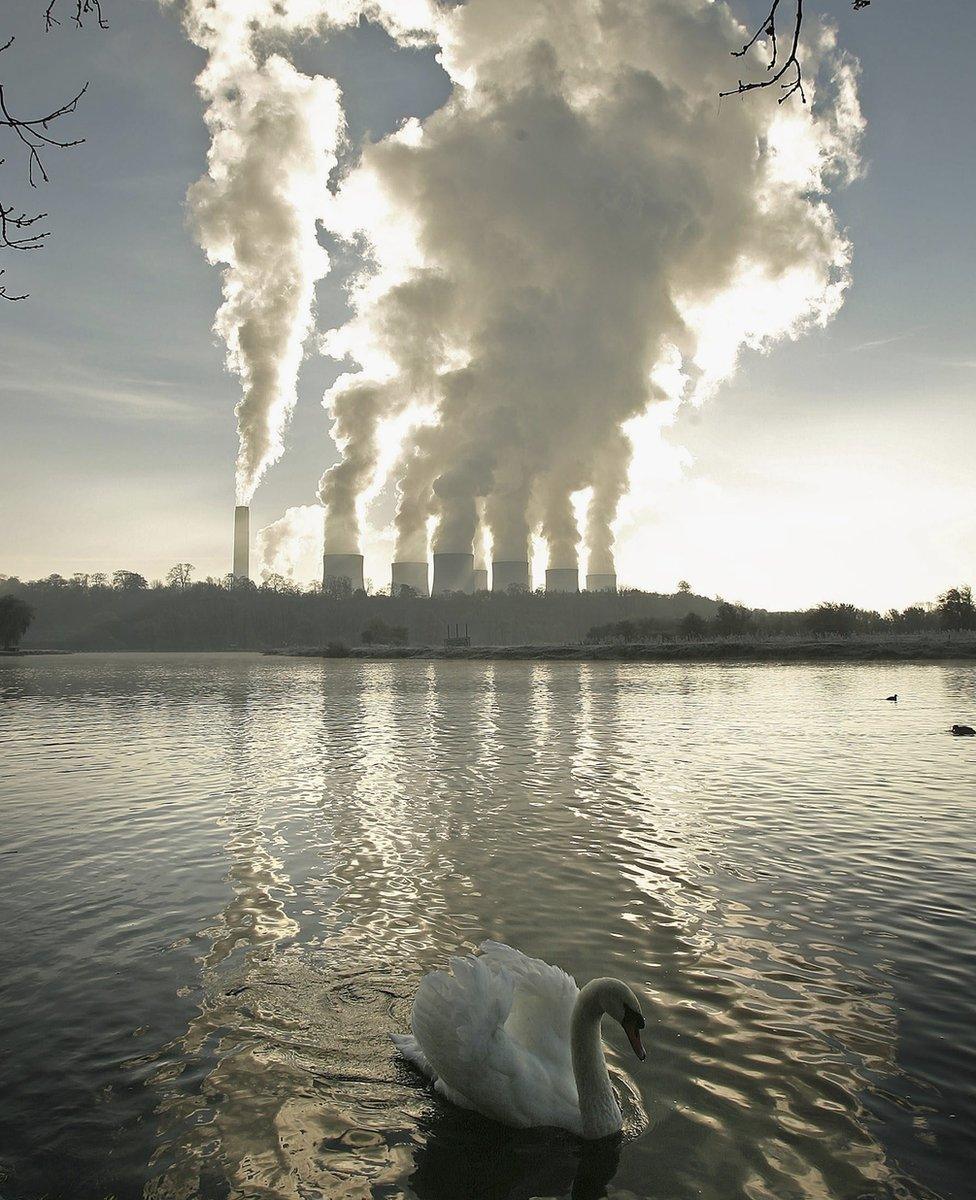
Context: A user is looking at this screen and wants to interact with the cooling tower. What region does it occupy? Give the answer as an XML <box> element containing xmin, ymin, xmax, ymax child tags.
<box><xmin>546</xmin><ymin>568</ymin><xmax>579</xmax><ymax>593</ymax></box>
<box><xmin>323</xmin><ymin>553</ymin><xmax>365</xmax><ymax>593</ymax></box>
<box><xmin>492</xmin><ymin>560</ymin><xmax>530</xmax><ymax>593</ymax></box>
<box><xmin>432</xmin><ymin>553</ymin><xmax>474</xmax><ymax>595</ymax></box>
<box><xmin>391</xmin><ymin>561</ymin><xmax>429</xmax><ymax>597</ymax></box>
<box><xmin>473</xmin><ymin>568</ymin><xmax>489</xmax><ymax>592</ymax></box>
<box><xmin>233</xmin><ymin>505</ymin><xmax>249</xmax><ymax>580</ymax></box>
<box><xmin>586</xmin><ymin>573</ymin><xmax>617</xmax><ymax>592</ymax></box>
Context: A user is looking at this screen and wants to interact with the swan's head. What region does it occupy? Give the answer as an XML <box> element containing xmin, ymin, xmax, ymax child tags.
<box><xmin>594</xmin><ymin>978</ymin><xmax>646</xmax><ymax>1062</ymax></box>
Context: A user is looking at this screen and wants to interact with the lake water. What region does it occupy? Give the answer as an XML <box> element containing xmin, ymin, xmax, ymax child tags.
<box><xmin>1</xmin><ymin>654</ymin><xmax>974</xmax><ymax>1200</ymax></box>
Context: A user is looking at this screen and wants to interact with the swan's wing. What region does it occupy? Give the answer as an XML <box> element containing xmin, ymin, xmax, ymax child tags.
<box><xmin>477</xmin><ymin>941</ymin><xmax>579</xmax><ymax>1076</ymax></box>
<box><xmin>409</xmin><ymin>951</ymin><xmax>581</xmax><ymax>1131</ymax></box>
<box><xmin>390</xmin><ymin>1032</ymin><xmax>436</xmax><ymax>1079</ymax></box>
<box><xmin>391</xmin><ymin>1032</ymin><xmax>479</xmax><ymax>1112</ymax></box>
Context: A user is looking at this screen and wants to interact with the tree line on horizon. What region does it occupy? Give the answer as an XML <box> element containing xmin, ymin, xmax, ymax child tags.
<box><xmin>586</xmin><ymin>590</ymin><xmax>976</xmax><ymax>646</ymax></box>
<box><xmin>1</xmin><ymin>569</ymin><xmax>974</xmax><ymax>652</ymax></box>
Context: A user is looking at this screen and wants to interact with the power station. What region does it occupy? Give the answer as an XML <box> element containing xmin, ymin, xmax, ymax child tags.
<box><xmin>432</xmin><ymin>553</ymin><xmax>475</xmax><ymax>595</ymax></box>
<box><xmin>491</xmin><ymin>560</ymin><xmax>530</xmax><ymax>593</ymax></box>
<box><xmin>236</xmin><ymin>515</ymin><xmax>616</xmax><ymax>594</ymax></box>
<box><xmin>391</xmin><ymin>561</ymin><xmax>429</xmax><ymax>597</ymax></box>
<box><xmin>323</xmin><ymin>553</ymin><xmax>365</xmax><ymax>593</ymax></box>
<box><xmin>546</xmin><ymin>568</ymin><xmax>579</xmax><ymax>593</ymax></box>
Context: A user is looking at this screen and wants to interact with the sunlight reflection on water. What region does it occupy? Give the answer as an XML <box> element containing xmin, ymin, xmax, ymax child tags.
<box><xmin>1</xmin><ymin>654</ymin><xmax>974</xmax><ymax>1200</ymax></box>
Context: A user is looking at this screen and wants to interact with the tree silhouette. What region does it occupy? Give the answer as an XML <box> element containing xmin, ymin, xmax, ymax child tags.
<box><xmin>0</xmin><ymin>594</ymin><xmax>34</xmax><ymax>648</ymax></box>
<box><xmin>804</xmin><ymin>601</ymin><xmax>862</xmax><ymax>636</ymax></box>
<box><xmin>112</xmin><ymin>569</ymin><xmax>147</xmax><ymax>591</ymax></box>
<box><xmin>166</xmin><ymin>563</ymin><xmax>194</xmax><ymax>589</ymax></box>
<box><xmin>937</xmin><ymin>586</ymin><xmax>976</xmax><ymax>632</ymax></box>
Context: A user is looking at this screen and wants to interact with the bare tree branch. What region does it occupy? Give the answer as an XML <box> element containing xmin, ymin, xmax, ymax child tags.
<box><xmin>722</xmin><ymin>0</ymin><xmax>807</xmax><ymax>104</ymax></box>
<box><xmin>722</xmin><ymin>1</ymin><xmax>871</xmax><ymax>105</ymax></box>
<box><xmin>0</xmin><ymin>79</ymin><xmax>89</xmax><ymax>187</ymax></box>
<box><xmin>0</xmin><ymin>266</ymin><xmax>28</xmax><ymax>301</ymax></box>
<box><xmin>1</xmin><ymin>5</ymin><xmax>106</xmax><ymax>299</ymax></box>
<box><xmin>1</xmin><ymin>200</ymin><xmax>49</xmax><ymax>250</ymax></box>
<box><xmin>45</xmin><ymin>2</ymin><xmax>108</xmax><ymax>33</ymax></box>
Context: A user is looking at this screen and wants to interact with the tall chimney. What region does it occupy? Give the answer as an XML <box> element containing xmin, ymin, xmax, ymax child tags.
<box><xmin>432</xmin><ymin>552</ymin><xmax>474</xmax><ymax>595</ymax></box>
<box><xmin>586</xmin><ymin>573</ymin><xmax>617</xmax><ymax>592</ymax></box>
<box><xmin>323</xmin><ymin>553</ymin><xmax>365</xmax><ymax>593</ymax></box>
<box><xmin>492</xmin><ymin>560</ymin><xmax>530</xmax><ymax>593</ymax></box>
<box><xmin>545</xmin><ymin>568</ymin><xmax>579</xmax><ymax>593</ymax></box>
<box><xmin>391</xmin><ymin>561</ymin><xmax>429</xmax><ymax>597</ymax></box>
<box><xmin>473</xmin><ymin>567</ymin><xmax>489</xmax><ymax>592</ymax></box>
<box><xmin>233</xmin><ymin>505</ymin><xmax>249</xmax><ymax>580</ymax></box>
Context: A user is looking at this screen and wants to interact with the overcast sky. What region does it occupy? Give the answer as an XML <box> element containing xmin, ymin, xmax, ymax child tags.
<box><xmin>1</xmin><ymin>0</ymin><xmax>973</xmax><ymax>611</ymax></box>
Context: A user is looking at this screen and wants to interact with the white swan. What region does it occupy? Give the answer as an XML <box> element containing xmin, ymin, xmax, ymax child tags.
<box><xmin>392</xmin><ymin>941</ymin><xmax>646</xmax><ymax>1139</ymax></box>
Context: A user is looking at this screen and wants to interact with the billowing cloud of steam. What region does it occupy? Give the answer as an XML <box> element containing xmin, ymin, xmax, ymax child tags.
<box><xmin>178</xmin><ymin>0</ymin><xmax>440</xmax><ymax>506</ymax></box>
<box><xmin>318</xmin><ymin>0</ymin><xmax>862</xmax><ymax>577</ymax></box>
<box><xmin>256</xmin><ymin>504</ymin><xmax>325</xmax><ymax>581</ymax></box>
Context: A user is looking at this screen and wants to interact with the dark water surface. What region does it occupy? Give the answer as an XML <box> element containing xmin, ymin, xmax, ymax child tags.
<box><xmin>1</xmin><ymin>653</ymin><xmax>974</xmax><ymax>1200</ymax></box>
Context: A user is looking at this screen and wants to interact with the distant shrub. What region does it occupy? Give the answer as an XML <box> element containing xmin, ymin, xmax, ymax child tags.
<box><xmin>712</xmin><ymin>602</ymin><xmax>754</xmax><ymax>637</ymax></box>
<box><xmin>679</xmin><ymin>612</ymin><xmax>708</xmax><ymax>639</ymax></box>
<box><xmin>585</xmin><ymin>617</ymin><xmax>661</xmax><ymax>643</ymax></box>
<box><xmin>803</xmin><ymin>602</ymin><xmax>884</xmax><ymax>637</ymax></box>
<box><xmin>361</xmin><ymin>619</ymin><xmax>408</xmax><ymax>645</ymax></box>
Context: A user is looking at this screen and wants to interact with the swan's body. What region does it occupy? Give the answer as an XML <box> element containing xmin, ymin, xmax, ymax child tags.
<box><xmin>392</xmin><ymin>942</ymin><xmax>645</xmax><ymax>1139</ymax></box>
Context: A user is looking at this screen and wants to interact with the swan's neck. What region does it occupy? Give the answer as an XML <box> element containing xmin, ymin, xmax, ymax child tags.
<box><xmin>570</xmin><ymin>981</ymin><xmax>623</xmax><ymax>1140</ymax></box>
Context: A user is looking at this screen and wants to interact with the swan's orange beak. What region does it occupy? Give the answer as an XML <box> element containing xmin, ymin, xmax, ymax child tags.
<box><xmin>622</xmin><ymin>1011</ymin><xmax>646</xmax><ymax>1061</ymax></box>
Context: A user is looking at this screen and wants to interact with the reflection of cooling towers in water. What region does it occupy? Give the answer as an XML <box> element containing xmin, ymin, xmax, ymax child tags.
<box><xmin>141</xmin><ymin>811</ymin><xmax>304</xmax><ymax>1195</ymax></box>
<box><xmin>137</xmin><ymin>665</ymin><xmax>911</xmax><ymax>1200</ymax></box>
<box><xmin>233</xmin><ymin>506</ymin><xmax>249</xmax><ymax>580</ymax></box>
<box><xmin>392</xmin><ymin>561</ymin><xmax>430</xmax><ymax>597</ymax></box>
<box><xmin>492</xmin><ymin>560</ymin><xmax>530</xmax><ymax>593</ymax></box>
<box><xmin>546</xmin><ymin>568</ymin><xmax>579</xmax><ymax>593</ymax></box>
<box><xmin>323</xmin><ymin>553</ymin><xmax>364</xmax><ymax>593</ymax></box>
<box><xmin>432</xmin><ymin>553</ymin><xmax>474</xmax><ymax>595</ymax></box>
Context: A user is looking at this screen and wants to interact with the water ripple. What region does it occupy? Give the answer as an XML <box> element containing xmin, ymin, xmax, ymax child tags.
<box><xmin>1</xmin><ymin>654</ymin><xmax>974</xmax><ymax>1199</ymax></box>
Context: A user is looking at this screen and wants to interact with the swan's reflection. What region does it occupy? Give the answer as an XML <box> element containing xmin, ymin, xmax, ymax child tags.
<box><xmin>408</xmin><ymin>1106</ymin><xmax>621</xmax><ymax>1200</ymax></box>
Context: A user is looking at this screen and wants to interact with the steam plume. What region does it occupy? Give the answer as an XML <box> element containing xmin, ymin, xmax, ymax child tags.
<box><xmin>319</xmin><ymin>0</ymin><xmax>861</xmax><ymax>579</ymax></box>
<box><xmin>256</xmin><ymin>504</ymin><xmax>325</xmax><ymax>583</ymax></box>
<box><xmin>180</xmin><ymin>0</ymin><xmax>345</xmax><ymax>506</ymax></box>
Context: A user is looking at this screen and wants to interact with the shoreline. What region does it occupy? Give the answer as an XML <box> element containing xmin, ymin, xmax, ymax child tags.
<box><xmin>0</xmin><ymin>649</ymin><xmax>73</xmax><ymax>657</ymax></box>
<box><xmin>266</xmin><ymin>636</ymin><xmax>976</xmax><ymax>663</ymax></box>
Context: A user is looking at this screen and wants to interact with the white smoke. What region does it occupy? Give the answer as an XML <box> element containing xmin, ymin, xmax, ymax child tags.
<box><xmin>317</xmin><ymin>0</ymin><xmax>863</xmax><ymax>578</ymax></box>
<box><xmin>256</xmin><ymin>504</ymin><xmax>325</xmax><ymax>583</ymax></box>
<box><xmin>178</xmin><ymin>0</ymin><xmax>863</xmax><ymax>581</ymax></box>
<box><xmin>177</xmin><ymin>0</ymin><xmax>441</xmax><ymax>507</ymax></box>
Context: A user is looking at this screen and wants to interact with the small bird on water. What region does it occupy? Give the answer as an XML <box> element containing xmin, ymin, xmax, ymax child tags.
<box><xmin>951</xmin><ymin>724</ymin><xmax>975</xmax><ymax>737</ymax></box>
<box><xmin>885</xmin><ymin>694</ymin><xmax>898</xmax><ymax>702</ymax></box>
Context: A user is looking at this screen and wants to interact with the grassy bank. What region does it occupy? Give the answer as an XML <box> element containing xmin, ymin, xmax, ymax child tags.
<box><xmin>267</xmin><ymin>633</ymin><xmax>976</xmax><ymax>663</ymax></box>
<box><xmin>0</xmin><ymin>649</ymin><xmax>73</xmax><ymax>656</ymax></box>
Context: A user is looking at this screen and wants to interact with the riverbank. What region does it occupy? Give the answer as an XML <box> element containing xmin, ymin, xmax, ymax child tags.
<box><xmin>267</xmin><ymin>634</ymin><xmax>976</xmax><ymax>663</ymax></box>
<box><xmin>0</xmin><ymin>649</ymin><xmax>73</xmax><ymax>657</ymax></box>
